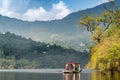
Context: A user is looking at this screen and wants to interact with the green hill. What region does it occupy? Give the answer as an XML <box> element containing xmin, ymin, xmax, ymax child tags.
<box><xmin>0</xmin><ymin>0</ymin><xmax>116</xmax><ymax>51</ymax></box>
<box><xmin>0</xmin><ymin>32</ymin><xmax>89</xmax><ymax>69</ymax></box>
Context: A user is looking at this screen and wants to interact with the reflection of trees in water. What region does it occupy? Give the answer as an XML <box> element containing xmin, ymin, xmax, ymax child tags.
<box><xmin>64</xmin><ymin>73</ymin><xmax>80</xmax><ymax>80</ymax></box>
<box><xmin>91</xmin><ymin>71</ymin><xmax>120</xmax><ymax>80</ymax></box>
<box><xmin>63</xmin><ymin>71</ymin><xmax>120</xmax><ymax>80</ymax></box>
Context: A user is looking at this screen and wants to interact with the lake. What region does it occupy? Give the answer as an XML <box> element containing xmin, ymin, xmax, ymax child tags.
<box><xmin>0</xmin><ymin>69</ymin><xmax>119</xmax><ymax>80</ymax></box>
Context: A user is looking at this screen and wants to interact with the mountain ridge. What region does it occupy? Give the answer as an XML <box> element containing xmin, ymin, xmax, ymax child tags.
<box><xmin>0</xmin><ymin>1</ymin><xmax>119</xmax><ymax>51</ymax></box>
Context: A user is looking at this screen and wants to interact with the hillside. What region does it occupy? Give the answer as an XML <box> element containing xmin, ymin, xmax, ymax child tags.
<box><xmin>0</xmin><ymin>1</ymin><xmax>119</xmax><ymax>52</ymax></box>
<box><xmin>0</xmin><ymin>32</ymin><xmax>89</xmax><ymax>69</ymax></box>
<box><xmin>0</xmin><ymin>1</ymin><xmax>114</xmax><ymax>51</ymax></box>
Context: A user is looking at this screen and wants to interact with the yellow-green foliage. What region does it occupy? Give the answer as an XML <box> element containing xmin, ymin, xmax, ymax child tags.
<box><xmin>87</xmin><ymin>25</ymin><xmax>120</xmax><ymax>71</ymax></box>
<box><xmin>79</xmin><ymin>6</ymin><xmax>120</xmax><ymax>71</ymax></box>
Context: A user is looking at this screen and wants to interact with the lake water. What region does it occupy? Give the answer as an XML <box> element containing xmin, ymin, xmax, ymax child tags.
<box><xmin>0</xmin><ymin>69</ymin><xmax>119</xmax><ymax>80</ymax></box>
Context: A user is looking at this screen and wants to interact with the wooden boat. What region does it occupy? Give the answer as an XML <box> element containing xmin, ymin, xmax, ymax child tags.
<box><xmin>63</xmin><ymin>62</ymin><xmax>82</xmax><ymax>73</ymax></box>
<box><xmin>63</xmin><ymin>70</ymin><xmax>82</xmax><ymax>73</ymax></box>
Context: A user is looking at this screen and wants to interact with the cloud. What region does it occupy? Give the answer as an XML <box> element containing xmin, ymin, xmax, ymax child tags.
<box><xmin>22</xmin><ymin>7</ymin><xmax>46</xmax><ymax>21</ymax></box>
<box><xmin>0</xmin><ymin>1</ymin><xmax>71</xmax><ymax>21</ymax></box>
<box><xmin>98</xmin><ymin>0</ymin><xmax>114</xmax><ymax>4</ymax></box>
<box><xmin>0</xmin><ymin>8</ymin><xmax>21</xmax><ymax>18</ymax></box>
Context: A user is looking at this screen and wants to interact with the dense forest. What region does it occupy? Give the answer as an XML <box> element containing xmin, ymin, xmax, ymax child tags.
<box><xmin>0</xmin><ymin>32</ymin><xmax>89</xmax><ymax>69</ymax></box>
<box><xmin>79</xmin><ymin>2</ymin><xmax>120</xmax><ymax>71</ymax></box>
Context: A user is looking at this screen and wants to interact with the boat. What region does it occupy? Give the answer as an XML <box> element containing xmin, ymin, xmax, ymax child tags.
<box><xmin>63</xmin><ymin>70</ymin><xmax>82</xmax><ymax>73</ymax></box>
<box><xmin>63</xmin><ymin>62</ymin><xmax>82</xmax><ymax>73</ymax></box>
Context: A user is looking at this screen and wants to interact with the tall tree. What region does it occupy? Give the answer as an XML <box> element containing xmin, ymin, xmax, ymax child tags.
<box><xmin>79</xmin><ymin>1</ymin><xmax>120</xmax><ymax>43</ymax></box>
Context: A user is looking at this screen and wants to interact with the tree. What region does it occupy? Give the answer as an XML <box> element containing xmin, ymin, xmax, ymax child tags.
<box><xmin>104</xmin><ymin>1</ymin><xmax>120</xmax><ymax>26</ymax></box>
<box><xmin>79</xmin><ymin>15</ymin><xmax>101</xmax><ymax>43</ymax></box>
<box><xmin>79</xmin><ymin>15</ymin><xmax>110</xmax><ymax>43</ymax></box>
<box><xmin>83</xmin><ymin>1</ymin><xmax>120</xmax><ymax>71</ymax></box>
<box><xmin>79</xmin><ymin>1</ymin><xmax>120</xmax><ymax>43</ymax></box>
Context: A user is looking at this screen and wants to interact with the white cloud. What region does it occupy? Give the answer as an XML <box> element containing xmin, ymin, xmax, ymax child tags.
<box><xmin>98</xmin><ymin>0</ymin><xmax>114</xmax><ymax>4</ymax></box>
<box><xmin>22</xmin><ymin>7</ymin><xmax>46</xmax><ymax>21</ymax></box>
<box><xmin>51</xmin><ymin>1</ymin><xmax>71</xmax><ymax>20</ymax></box>
<box><xmin>0</xmin><ymin>8</ymin><xmax>21</xmax><ymax>18</ymax></box>
<box><xmin>0</xmin><ymin>1</ymin><xmax>71</xmax><ymax>21</ymax></box>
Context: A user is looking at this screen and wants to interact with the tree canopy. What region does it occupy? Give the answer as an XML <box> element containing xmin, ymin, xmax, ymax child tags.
<box><xmin>79</xmin><ymin>2</ymin><xmax>120</xmax><ymax>71</ymax></box>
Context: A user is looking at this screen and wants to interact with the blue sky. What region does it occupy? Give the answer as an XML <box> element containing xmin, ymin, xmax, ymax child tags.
<box><xmin>0</xmin><ymin>0</ymin><xmax>110</xmax><ymax>21</ymax></box>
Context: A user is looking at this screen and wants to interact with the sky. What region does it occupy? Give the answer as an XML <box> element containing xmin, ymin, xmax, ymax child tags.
<box><xmin>0</xmin><ymin>0</ymin><xmax>110</xmax><ymax>21</ymax></box>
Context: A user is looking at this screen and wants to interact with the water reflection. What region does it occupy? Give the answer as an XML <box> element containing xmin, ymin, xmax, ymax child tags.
<box><xmin>90</xmin><ymin>71</ymin><xmax>120</xmax><ymax>80</ymax></box>
<box><xmin>63</xmin><ymin>71</ymin><xmax>120</xmax><ymax>80</ymax></box>
<box><xmin>0</xmin><ymin>69</ymin><xmax>119</xmax><ymax>80</ymax></box>
<box><xmin>64</xmin><ymin>73</ymin><xmax>80</xmax><ymax>80</ymax></box>
<box><xmin>0</xmin><ymin>72</ymin><xmax>62</xmax><ymax>80</ymax></box>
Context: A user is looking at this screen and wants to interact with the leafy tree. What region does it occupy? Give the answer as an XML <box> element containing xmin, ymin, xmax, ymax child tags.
<box><xmin>79</xmin><ymin>1</ymin><xmax>120</xmax><ymax>43</ymax></box>
<box><xmin>80</xmin><ymin>1</ymin><xmax>120</xmax><ymax>71</ymax></box>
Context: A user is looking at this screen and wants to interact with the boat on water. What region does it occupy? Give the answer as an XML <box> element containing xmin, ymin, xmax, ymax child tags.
<box><xmin>63</xmin><ymin>70</ymin><xmax>82</xmax><ymax>73</ymax></box>
<box><xmin>63</xmin><ymin>62</ymin><xmax>82</xmax><ymax>73</ymax></box>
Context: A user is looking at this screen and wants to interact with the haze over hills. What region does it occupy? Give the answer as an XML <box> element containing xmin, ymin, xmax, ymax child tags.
<box><xmin>0</xmin><ymin>0</ymin><xmax>119</xmax><ymax>51</ymax></box>
<box><xmin>0</xmin><ymin>32</ymin><xmax>89</xmax><ymax>68</ymax></box>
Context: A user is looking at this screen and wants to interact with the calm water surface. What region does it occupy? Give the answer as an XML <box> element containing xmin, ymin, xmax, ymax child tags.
<box><xmin>0</xmin><ymin>69</ymin><xmax>119</xmax><ymax>80</ymax></box>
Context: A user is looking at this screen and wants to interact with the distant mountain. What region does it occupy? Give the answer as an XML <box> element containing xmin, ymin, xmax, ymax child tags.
<box><xmin>0</xmin><ymin>32</ymin><xmax>89</xmax><ymax>68</ymax></box>
<box><xmin>0</xmin><ymin>1</ymin><xmax>119</xmax><ymax>51</ymax></box>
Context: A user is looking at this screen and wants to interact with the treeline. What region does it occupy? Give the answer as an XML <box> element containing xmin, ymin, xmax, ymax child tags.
<box><xmin>0</xmin><ymin>32</ymin><xmax>89</xmax><ymax>69</ymax></box>
<box><xmin>79</xmin><ymin>2</ymin><xmax>120</xmax><ymax>71</ymax></box>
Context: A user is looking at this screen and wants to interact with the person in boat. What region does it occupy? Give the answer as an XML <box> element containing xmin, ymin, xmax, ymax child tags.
<box><xmin>75</xmin><ymin>67</ymin><xmax>77</xmax><ymax>70</ymax></box>
<box><xmin>75</xmin><ymin>64</ymin><xmax>81</xmax><ymax>71</ymax></box>
<box><xmin>66</xmin><ymin>64</ymin><xmax>69</xmax><ymax>70</ymax></box>
<box><xmin>71</xmin><ymin>64</ymin><xmax>75</xmax><ymax>71</ymax></box>
<box><xmin>78</xmin><ymin>64</ymin><xmax>81</xmax><ymax>71</ymax></box>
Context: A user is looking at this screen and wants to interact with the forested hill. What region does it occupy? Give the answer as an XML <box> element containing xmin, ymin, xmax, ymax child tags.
<box><xmin>0</xmin><ymin>32</ymin><xmax>89</xmax><ymax>69</ymax></box>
